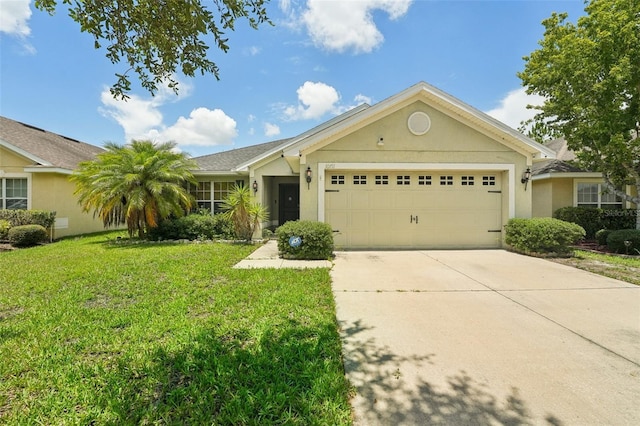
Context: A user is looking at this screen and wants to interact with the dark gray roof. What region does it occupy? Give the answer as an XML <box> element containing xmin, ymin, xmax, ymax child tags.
<box><xmin>194</xmin><ymin>138</ymin><xmax>293</xmax><ymax>172</ymax></box>
<box><xmin>532</xmin><ymin>138</ymin><xmax>586</xmax><ymax>175</ymax></box>
<box><xmin>0</xmin><ymin>116</ymin><xmax>104</xmax><ymax>170</ymax></box>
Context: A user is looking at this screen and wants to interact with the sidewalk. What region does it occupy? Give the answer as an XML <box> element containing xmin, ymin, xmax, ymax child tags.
<box><xmin>233</xmin><ymin>240</ymin><xmax>332</xmax><ymax>269</ymax></box>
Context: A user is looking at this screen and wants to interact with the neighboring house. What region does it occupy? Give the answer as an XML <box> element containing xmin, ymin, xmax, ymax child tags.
<box><xmin>194</xmin><ymin>82</ymin><xmax>556</xmax><ymax>249</ymax></box>
<box><xmin>531</xmin><ymin>138</ymin><xmax>638</xmax><ymax>217</ymax></box>
<box><xmin>0</xmin><ymin>116</ymin><xmax>106</xmax><ymax>238</ymax></box>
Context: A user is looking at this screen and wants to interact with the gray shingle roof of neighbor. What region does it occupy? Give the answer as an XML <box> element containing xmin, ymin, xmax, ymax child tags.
<box><xmin>532</xmin><ymin>137</ymin><xmax>587</xmax><ymax>175</ymax></box>
<box><xmin>193</xmin><ymin>138</ymin><xmax>294</xmax><ymax>172</ymax></box>
<box><xmin>0</xmin><ymin>116</ymin><xmax>104</xmax><ymax>170</ymax></box>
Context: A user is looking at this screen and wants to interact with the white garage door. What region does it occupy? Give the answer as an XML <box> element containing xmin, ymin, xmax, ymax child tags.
<box><xmin>325</xmin><ymin>171</ymin><xmax>503</xmax><ymax>249</ymax></box>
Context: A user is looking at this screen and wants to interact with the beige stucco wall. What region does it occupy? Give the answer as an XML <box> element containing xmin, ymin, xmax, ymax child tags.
<box><xmin>299</xmin><ymin>102</ymin><xmax>532</xmax><ymax>228</ymax></box>
<box><xmin>1</xmin><ymin>146</ymin><xmax>106</xmax><ymax>238</ymax></box>
<box><xmin>532</xmin><ymin>180</ymin><xmax>553</xmax><ymax>217</ymax></box>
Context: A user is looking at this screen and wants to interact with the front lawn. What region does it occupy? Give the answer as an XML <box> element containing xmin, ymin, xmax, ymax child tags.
<box><xmin>551</xmin><ymin>249</ymin><xmax>640</xmax><ymax>286</ymax></box>
<box><xmin>0</xmin><ymin>232</ymin><xmax>352</xmax><ymax>424</ymax></box>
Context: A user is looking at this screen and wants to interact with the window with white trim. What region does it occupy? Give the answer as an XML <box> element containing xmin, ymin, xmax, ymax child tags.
<box><xmin>418</xmin><ymin>175</ymin><xmax>432</xmax><ymax>186</ymax></box>
<box><xmin>353</xmin><ymin>175</ymin><xmax>367</xmax><ymax>185</ymax></box>
<box><xmin>576</xmin><ymin>182</ymin><xmax>623</xmax><ymax>209</ymax></box>
<box><xmin>375</xmin><ymin>175</ymin><xmax>388</xmax><ymax>185</ymax></box>
<box><xmin>1</xmin><ymin>178</ymin><xmax>28</xmax><ymax>210</ymax></box>
<box><xmin>213</xmin><ymin>182</ymin><xmax>235</xmax><ymax>213</ymax></box>
<box><xmin>461</xmin><ymin>176</ymin><xmax>475</xmax><ymax>186</ymax></box>
<box><xmin>396</xmin><ymin>175</ymin><xmax>410</xmax><ymax>185</ymax></box>
<box><xmin>189</xmin><ymin>181</ymin><xmax>212</xmax><ymax>211</ymax></box>
<box><xmin>330</xmin><ymin>175</ymin><xmax>345</xmax><ymax>185</ymax></box>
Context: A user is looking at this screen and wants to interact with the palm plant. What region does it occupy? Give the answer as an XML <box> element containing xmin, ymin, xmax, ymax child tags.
<box><xmin>221</xmin><ymin>184</ymin><xmax>268</xmax><ymax>241</ymax></box>
<box><xmin>70</xmin><ymin>140</ymin><xmax>197</xmax><ymax>238</ymax></box>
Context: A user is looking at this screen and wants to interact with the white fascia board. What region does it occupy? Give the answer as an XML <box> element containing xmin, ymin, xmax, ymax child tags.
<box><xmin>317</xmin><ymin>162</ymin><xmax>516</xmax><ymax>221</ymax></box>
<box><xmin>0</xmin><ymin>139</ymin><xmax>52</xmax><ymax>166</ymax></box>
<box><xmin>192</xmin><ymin>170</ymin><xmax>246</xmax><ymax>177</ymax></box>
<box><xmin>23</xmin><ymin>166</ymin><xmax>73</xmax><ymax>175</ymax></box>
<box><xmin>532</xmin><ymin>171</ymin><xmax>602</xmax><ymax>181</ymax></box>
<box><xmin>283</xmin><ymin>82</ymin><xmax>556</xmax><ymax>161</ymax></box>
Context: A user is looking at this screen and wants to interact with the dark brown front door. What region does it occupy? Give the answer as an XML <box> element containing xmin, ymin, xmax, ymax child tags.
<box><xmin>279</xmin><ymin>184</ymin><xmax>300</xmax><ymax>225</ymax></box>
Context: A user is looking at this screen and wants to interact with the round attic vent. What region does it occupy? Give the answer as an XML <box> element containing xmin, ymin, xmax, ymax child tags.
<box><xmin>407</xmin><ymin>111</ymin><xmax>431</xmax><ymax>136</ymax></box>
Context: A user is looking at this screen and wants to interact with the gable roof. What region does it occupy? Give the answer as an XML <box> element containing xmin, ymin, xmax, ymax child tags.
<box><xmin>193</xmin><ymin>104</ymin><xmax>370</xmax><ymax>173</ymax></box>
<box><xmin>0</xmin><ymin>116</ymin><xmax>104</xmax><ymax>171</ymax></box>
<box><xmin>283</xmin><ymin>81</ymin><xmax>556</xmax><ymax>161</ymax></box>
<box><xmin>194</xmin><ymin>138</ymin><xmax>293</xmax><ymax>173</ymax></box>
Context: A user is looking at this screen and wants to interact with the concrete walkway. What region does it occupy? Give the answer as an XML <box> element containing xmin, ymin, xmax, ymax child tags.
<box><xmin>331</xmin><ymin>250</ymin><xmax>640</xmax><ymax>425</ymax></box>
<box><xmin>233</xmin><ymin>240</ymin><xmax>332</xmax><ymax>269</ymax></box>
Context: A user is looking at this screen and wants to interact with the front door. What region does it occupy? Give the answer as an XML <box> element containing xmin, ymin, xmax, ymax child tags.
<box><xmin>279</xmin><ymin>184</ymin><xmax>300</xmax><ymax>225</ymax></box>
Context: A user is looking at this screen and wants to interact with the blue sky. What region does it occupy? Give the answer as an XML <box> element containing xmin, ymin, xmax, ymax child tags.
<box><xmin>1</xmin><ymin>0</ymin><xmax>586</xmax><ymax>157</ymax></box>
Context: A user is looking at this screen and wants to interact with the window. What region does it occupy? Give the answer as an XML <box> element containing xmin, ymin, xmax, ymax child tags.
<box><xmin>461</xmin><ymin>176</ymin><xmax>475</xmax><ymax>186</ymax></box>
<box><xmin>440</xmin><ymin>176</ymin><xmax>453</xmax><ymax>186</ymax></box>
<box><xmin>213</xmin><ymin>182</ymin><xmax>235</xmax><ymax>213</ymax></box>
<box><xmin>353</xmin><ymin>175</ymin><xmax>367</xmax><ymax>185</ymax></box>
<box><xmin>1</xmin><ymin>178</ymin><xmax>28</xmax><ymax>210</ymax></box>
<box><xmin>418</xmin><ymin>175</ymin><xmax>432</xmax><ymax>186</ymax></box>
<box><xmin>482</xmin><ymin>176</ymin><xmax>496</xmax><ymax>186</ymax></box>
<box><xmin>375</xmin><ymin>175</ymin><xmax>389</xmax><ymax>185</ymax></box>
<box><xmin>331</xmin><ymin>175</ymin><xmax>345</xmax><ymax>185</ymax></box>
<box><xmin>396</xmin><ymin>175</ymin><xmax>410</xmax><ymax>185</ymax></box>
<box><xmin>189</xmin><ymin>181</ymin><xmax>212</xmax><ymax>211</ymax></box>
<box><xmin>576</xmin><ymin>182</ymin><xmax>623</xmax><ymax>209</ymax></box>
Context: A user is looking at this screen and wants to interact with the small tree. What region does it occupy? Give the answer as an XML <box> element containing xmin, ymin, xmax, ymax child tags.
<box><xmin>71</xmin><ymin>140</ymin><xmax>197</xmax><ymax>238</ymax></box>
<box><xmin>221</xmin><ymin>184</ymin><xmax>268</xmax><ymax>241</ymax></box>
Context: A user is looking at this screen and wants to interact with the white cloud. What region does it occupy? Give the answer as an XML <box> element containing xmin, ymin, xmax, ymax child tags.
<box><xmin>284</xmin><ymin>81</ymin><xmax>341</xmax><ymax>120</ymax></box>
<box><xmin>284</xmin><ymin>0</ymin><xmax>412</xmax><ymax>53</ymax></box>
<box><xmin>1</xmin><ymin>0</ymin><xmax>35</xmax><ymax>53</ymax></box>
<box><xmin>0</xmin><ymin>0</ymin><xmax>31</xmax><ymax>37</ymax></box>
<box><xmin>264</xmin><ymin>122</ymin><xmax>281</xmax><ymax>137</ymax></box>
<box><xmin>485</xmin><ymin>87</ymin><xmax>545</xmax><ymax>130</ymax></box>
<box><xmin>99</xmin><ymin>82</ymin><xmax>238</xmax><ymax>149</ymax></box>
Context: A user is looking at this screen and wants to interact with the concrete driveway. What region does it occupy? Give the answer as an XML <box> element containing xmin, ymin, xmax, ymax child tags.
<box><xmin>330</xmin><ymin>250</ymin><xmax>640</xmax><ymax>425</ymax></box>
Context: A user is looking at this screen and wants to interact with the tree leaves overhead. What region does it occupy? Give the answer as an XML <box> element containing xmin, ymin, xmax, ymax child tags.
<box><xmin>35</xmin><ymin>0</ymin><xmax>271</xmax><ymax>99</ymax></box>
<box><xmin>519</xmin><ymin>0</ymin><xmax>640</xmax><ymax>209</ymax></box>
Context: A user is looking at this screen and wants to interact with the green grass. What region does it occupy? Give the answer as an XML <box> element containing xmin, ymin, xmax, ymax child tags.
<box><xmin>552</xmin><ymin>249</ymin><xmax>640</xmax><ymax>286</ymax></box>
<box><xmin>0</xmin><ymin>231</ymin><xmax>352</xmax><ymax>424</ymax></box>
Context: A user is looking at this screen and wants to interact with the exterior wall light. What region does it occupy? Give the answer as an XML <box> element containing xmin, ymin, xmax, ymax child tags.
<box><xmin>521</xmin><ymin>167</ymin><xmax>532</xmax><ymax>190</ymax></box>
<box><xmin>252</xmin><ymin>180</ymin><xmax>258</xmax><ymax>193</ymax></box>
<box><xmin>306</xmin><ymin>166</ymin><xmax>312</xmax><ymax>189</ymax></box>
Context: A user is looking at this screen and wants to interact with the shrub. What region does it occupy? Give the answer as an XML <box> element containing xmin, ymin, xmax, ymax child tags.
<box><xmin>276</xmin><ymin>220</ymin><xmax>334</xmax><ymax>260</ymax></box>
<box><xmin>0</xmin><ymin>219</ymin><xmax>11</xmax><ymax>240</ymax></box>
<box><xmin>8</xmin><ymin>224</ymin><xmax>48</xmax><ymax>247</ymax></box>
<box><xmin>553</xmin><ymin>207</ymin><xmax>638</xmax><ymax>239</ymax></box>
<box><xmin>147</xmin><ymin>213</ymin><xmax>235</xmax><ymax>241</ymax></box>
<box><xmin>0</xmin><ymin>209</ymin><xmax>56</xmax><ymax>229</ymax></box>
<box><xmin>601</xmin><ymin>209</ymin><xmax>638</xmax><ymax>230</ymax></box>
<box><xmin>606</xmin><ymin>229</ymin><xmax>640</xmax><ymax>255</ymax></box>
<box><xmin>504</xmin><ymin>217</ymin><xmax>585</xmax><ymax>255</ymax></box>
<box><xmin>595</xmin><ymin>229</ymin><xmax>612</xmax><ymax>246</ymax></box>
<box><xmin>553</xmin><ymin>207</ymin><xmax>603</xmax><ymax>239</ymax></box>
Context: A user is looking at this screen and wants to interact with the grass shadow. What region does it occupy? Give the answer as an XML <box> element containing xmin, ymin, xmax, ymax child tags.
<box><xmin>89</xmin><ymin>320</ymin><xmax>351</xmax><ymax>424</ymax></box>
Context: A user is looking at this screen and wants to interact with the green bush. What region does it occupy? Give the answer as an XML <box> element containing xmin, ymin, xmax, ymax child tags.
<box><xmin>0</xmin><ymin>219</ymin><xmax>11</xmax><ymax>240</ymax></box>
<box><xmin>504</xmin><ymin>217</ymin><xmax>585</xmax><ymax>255</ymax></box>
<box><xmin>276</xmin><ymin>220</ymin><xmax>334</xmax><ymax>260</ymax></box>
<box><xmin>595</xmin><ymin>229</ymin><xmax>612</xmax><ymax>246</ymax></box>
<box><xmin>606</xmin><ymin>229</ymin><xmax>640</xmax><ymax>254</ymax></box>
<box><xmin>148</xmin><ymin>213</ymin><xmax>235</xmax><ymax>241</ymax></box>
<box><xmin>8</xmin><ymin>224</ymin><xmax>48</xmax><ymax>247</ymax></box>
<box><xmin>601</xmin><ymin>209</ymin><xmax>638</xmax><ymax>230</ymax></box>
<box><xmin>553</xmin><ymin>207</ymin><xmax>603</xmax><ymax>239</ymax></box>
<box><xmin>0</xmin><ymin>209</ymin><xmax>56</xmax><ymax>229</ymax></box>
<box><xmin>553</xmin><ymin>207</ymin><xmax>638</xmax><ymax>239</ymax></box>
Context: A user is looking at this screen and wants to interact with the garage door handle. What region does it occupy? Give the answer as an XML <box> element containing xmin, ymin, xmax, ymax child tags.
<box><xmin>410</xmin><ymin>215</ymin><xmax>419</xmax><ymax>224</ymax></box>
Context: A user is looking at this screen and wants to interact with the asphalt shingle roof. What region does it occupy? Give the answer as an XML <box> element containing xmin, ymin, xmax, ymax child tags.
<box><xmin>532</xmin><ymin>138</ymin><xmax>586</xmax><ymax>175</ymax></box>
<box><xmin>194</xmin><ymin>138</ymin><xmax>293</xmax><ymax>172</ymax></box>
<box><xmin>0</xmin><ymin>116</ymin><xmax>104</xmax><ymax>170</ymax></box>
